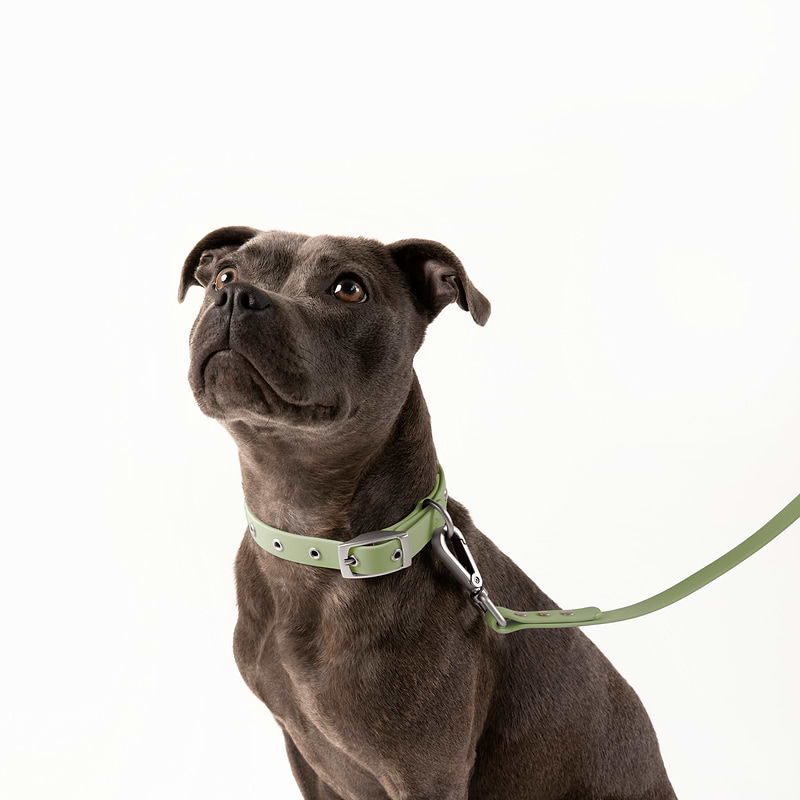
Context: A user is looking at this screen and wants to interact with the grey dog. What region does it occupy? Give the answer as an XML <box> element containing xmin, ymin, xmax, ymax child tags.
<box><xmin>179</xmin><ymin>227</ymin><xmax>676</xmax><ymax>799</ymax></box>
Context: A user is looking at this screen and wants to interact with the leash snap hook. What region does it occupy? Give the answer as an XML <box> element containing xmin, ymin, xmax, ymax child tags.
<box><xmin>423</xmin><ymin>499</ymin><xmax>507</xmax><ymax>628</ymax></box>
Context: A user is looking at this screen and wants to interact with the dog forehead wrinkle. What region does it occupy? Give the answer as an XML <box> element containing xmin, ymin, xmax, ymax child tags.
<box><xmin>238</xmin><ymin>231</ymin><xmax>309</xmax><ymax>289</ymax></box>
<box><xmin>298</xmin><ymin>234</ymin><xmax>389</xmax><ymax>270</ymax></box>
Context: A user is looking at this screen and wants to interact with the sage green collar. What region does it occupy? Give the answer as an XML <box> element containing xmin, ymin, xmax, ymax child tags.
<box><xmin>245</xmin><ymin>461</ymin><xmax>800</xmax><ymax>632</ymax></box>
<box><xmin>244</xmin><ymin>466</ymin><xmax>447</xmax><ymax>579</ymax></box>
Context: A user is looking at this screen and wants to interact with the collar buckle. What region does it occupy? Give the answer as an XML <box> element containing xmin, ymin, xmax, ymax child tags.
<box><xmin>337</xmin><ymin>530</ymin><xmax>412</xmax><ymax>579</ymax></box>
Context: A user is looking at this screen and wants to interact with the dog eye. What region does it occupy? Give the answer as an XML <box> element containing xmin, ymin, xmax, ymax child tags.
<box><xmin>214</xmin><ymin>266</ymin><xmax>238</xmax><ymax>290</ymax></box>
<box><xmin>331</xmin><ymin>277</ymin><xmax>367</xmax><ymax>303</ymax></box>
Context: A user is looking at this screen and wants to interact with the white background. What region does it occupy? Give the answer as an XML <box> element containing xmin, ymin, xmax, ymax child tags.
<box><xmin>2</xmin><ymin>2</ymin><xmax>798</xmax><ymax>798</ymax></box>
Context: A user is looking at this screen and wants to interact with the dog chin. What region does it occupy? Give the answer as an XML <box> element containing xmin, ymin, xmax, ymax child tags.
<box><xmin>194</xmin><ymin>350</ymin><xmax>341</xmax><ymax>426</ymax></box>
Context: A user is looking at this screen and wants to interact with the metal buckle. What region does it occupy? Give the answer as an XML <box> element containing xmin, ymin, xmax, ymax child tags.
<box><xmin>337</xmin><ymin>530</ymin><xmax>411</xmax><ymax>579</ymax></box>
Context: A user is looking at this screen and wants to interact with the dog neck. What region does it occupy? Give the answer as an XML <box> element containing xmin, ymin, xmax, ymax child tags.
<box><xmin>230</xmin><ymin>372</ymin><xmax>439</xmax><ymax>541</ymax></box>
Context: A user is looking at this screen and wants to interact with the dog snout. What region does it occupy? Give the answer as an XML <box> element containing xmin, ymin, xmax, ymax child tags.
<box><xmin>215</xmin><ymin>282</ymin><xmax>272</xmax><ymax>312</ymax></box>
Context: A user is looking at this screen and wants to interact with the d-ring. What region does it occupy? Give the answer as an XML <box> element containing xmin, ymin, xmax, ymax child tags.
<box><xmin>422</xmin><ymin>498</ymin><xmax>455</xmax><ymax>540</ymax></box>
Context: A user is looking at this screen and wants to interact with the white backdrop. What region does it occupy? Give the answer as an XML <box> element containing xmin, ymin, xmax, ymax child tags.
<box><xmin>2</xmin><ymin>2</ymin><xmax>799</xmax><ymax>799</ymax></box>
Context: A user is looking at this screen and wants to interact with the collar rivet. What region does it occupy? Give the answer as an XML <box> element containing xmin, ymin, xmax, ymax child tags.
<box><xmin>272</xmin><ymin>539</ymin><xmax>283</xmax><ymax>552</ymax></box>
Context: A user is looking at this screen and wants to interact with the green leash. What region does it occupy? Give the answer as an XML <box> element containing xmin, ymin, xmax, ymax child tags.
<box><xmin>244</xmin><ymin>465</ymin><xmax>800</xmax><ymax>634</ymax></box>
<box><xmin>485</xmin><ymin>491</ymin><xmax>800</xmax><ymax>632</ymax></box>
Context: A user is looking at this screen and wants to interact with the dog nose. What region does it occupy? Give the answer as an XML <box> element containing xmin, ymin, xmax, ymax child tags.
<box><xmin>215</xmin><ymin>283</ymin><xmax>271</xmax><ymax>311</ymax></box>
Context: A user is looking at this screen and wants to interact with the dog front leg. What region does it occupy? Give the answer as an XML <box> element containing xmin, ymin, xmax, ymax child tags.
<box><xmin>385</xmin><ymin>775</ymin><xmax>469</xmax><ymax>800</ymax></box>
<box><xmin>282</xmin><ymin>732</ymin><xmax>346</xmax><ymax>800</ymax></box>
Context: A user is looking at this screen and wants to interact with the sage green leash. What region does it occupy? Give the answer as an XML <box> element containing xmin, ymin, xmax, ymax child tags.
<box><xmin>484</xmin><ymin>490</ymin><xmax>800</xmax><ymax>633</ymax></box>
<box><xmin>243</xmin><ymin>465</ymin><xmax>800</xmax><ymax>634</ymax></box>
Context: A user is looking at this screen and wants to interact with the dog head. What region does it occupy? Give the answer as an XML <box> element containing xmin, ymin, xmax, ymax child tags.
<box><xmin>179</xmin><ymin>227</ymin><xmax>490</xmax><ymax>432</ymax></box>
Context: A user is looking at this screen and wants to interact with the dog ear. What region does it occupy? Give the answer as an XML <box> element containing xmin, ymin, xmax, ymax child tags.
<box><xmin>387</xmin><ymin>238</ymin><xmax>490</xmax><ymax>326</ymax></box>
<box><xmin>178</xmin><ymin>226</ymin><xmax>261</xmax><ymax>302</ymax></box>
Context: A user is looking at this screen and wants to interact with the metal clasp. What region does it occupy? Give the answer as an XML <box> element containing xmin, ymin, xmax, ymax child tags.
<box><xmin>423</xmin><ymin>499</ymin><xmax>507</xmax><ymax>628</ymax></box>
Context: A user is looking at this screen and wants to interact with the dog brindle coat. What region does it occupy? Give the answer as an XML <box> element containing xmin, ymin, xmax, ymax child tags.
<box><xmin>179</xmin><ymin>227</ymin><xmax>676</xmax><ymax>800</ymax></box>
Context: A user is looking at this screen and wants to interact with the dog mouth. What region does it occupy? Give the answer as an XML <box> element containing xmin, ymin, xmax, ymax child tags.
<box><xmin>196</xmin><ymin>349</ymin><xmax>342</xmax><ymax>424</ymax></box>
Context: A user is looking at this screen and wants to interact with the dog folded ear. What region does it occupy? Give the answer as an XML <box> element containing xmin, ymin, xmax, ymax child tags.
<box><xmin>178</xmin><ymin>226</ymin><xmax>261</xmax><ymax>302</ymax></box>
<box><xmin>387</xmin><ymin>238</ymin><xmax>490</xmax><ymax>326</ymax></box>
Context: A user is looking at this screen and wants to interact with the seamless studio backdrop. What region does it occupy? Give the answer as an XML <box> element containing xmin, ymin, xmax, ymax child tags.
<box><xmin>2</xmin><ymin>2</ymin><xmax>799</xmax><ymax>799</ymax></box>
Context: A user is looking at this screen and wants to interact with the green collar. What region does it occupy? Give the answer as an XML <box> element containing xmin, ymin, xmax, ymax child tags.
<box><xmin>244</xmin><ymin>466</ymin><xmax>448</xmax><ymax>578</ymax></box>
<box><xmin>244</xmin><ymin>461</ymin><xmax>800</xmax><ymax>634</ymax></box>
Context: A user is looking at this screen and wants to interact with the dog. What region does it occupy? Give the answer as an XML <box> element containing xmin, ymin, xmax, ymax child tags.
<box><xmin>179</xmin><ymin>227</ymin><xmax>676</xmax><ymax>799</ymax></box>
